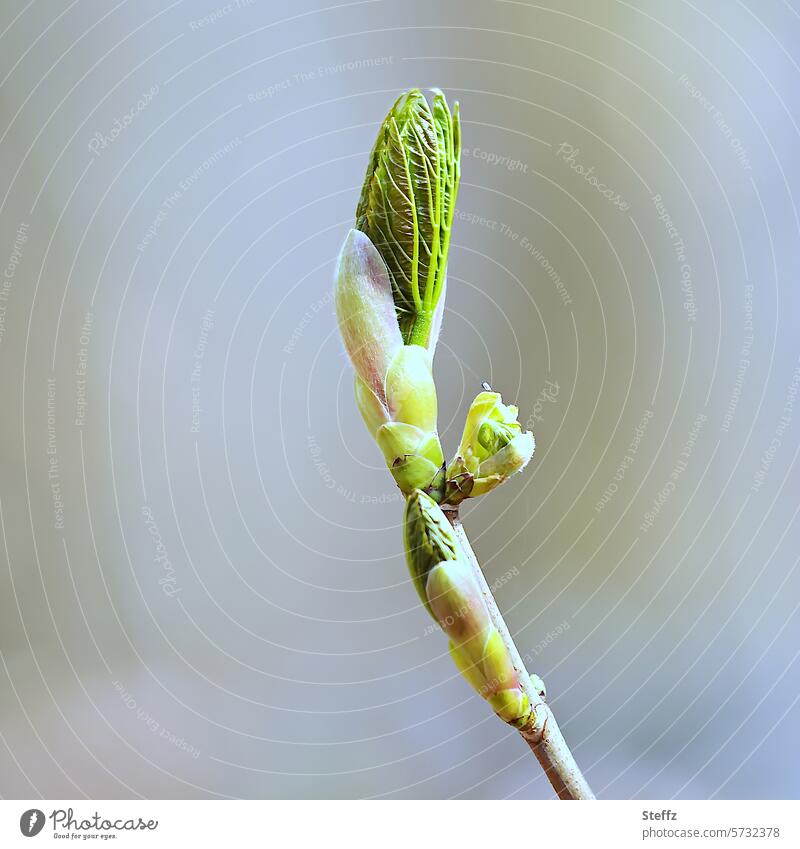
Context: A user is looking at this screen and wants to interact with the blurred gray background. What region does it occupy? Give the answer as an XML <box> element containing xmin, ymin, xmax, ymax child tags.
<box><xmin>1</xmin><ymin>0</ymin><xmax>799</xmax><ymax>799</ymax></box>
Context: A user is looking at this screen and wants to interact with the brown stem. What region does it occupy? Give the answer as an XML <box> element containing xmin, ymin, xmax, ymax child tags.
<box><xmin>443</xmin><ymin>509</ymin><xmax>595</xmax><ymax>800</ymax></box>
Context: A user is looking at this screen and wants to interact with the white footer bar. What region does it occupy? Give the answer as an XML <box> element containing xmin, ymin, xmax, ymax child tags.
<box><xmin>2</xmin><ymin>800</ymin><xmax>797</xmax><ymax>848</ymax></box>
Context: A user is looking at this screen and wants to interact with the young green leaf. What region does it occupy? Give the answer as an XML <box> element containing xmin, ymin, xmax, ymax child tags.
<box><xmin>356</xmin><ymin>89</ymin><xmax>461</xmax><ymax>347</ymax></box>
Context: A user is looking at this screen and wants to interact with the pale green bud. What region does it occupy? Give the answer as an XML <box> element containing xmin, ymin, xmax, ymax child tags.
<box><xmin>354</xmin><ymin>345</ymin><xmax>438</xmax><ymax>440</ymax></box>
<box><xmin>427</xmin><ymin>560</ymin><xmax>533</xmax><ymax>729</ymax></box>
<box><xmin>403</xmin><ymin>491</ymin><xmax>533</xmax><ymax>728</ymax></box>
<box><xmin>337</xmin><ymin>231</ymin><xmax>445</xmax><ymax>495</ymax></box>
<box><xmin>370</xmin><ymin>346</ymin><xmax>443</xmax><ymax>494</ymax></box>
<box><xmin>377</xmin><ymin>425</ymin><xmax>444</xmax><ymax>494</ymax></box>
<box><xmin>384</xmin><ymin>345</ymin><xmax>437</xmax><ymax>433</ymax></box>
<box><xmin>335</xmin><ymin>229</ymin><xmax>402</xmax><ymax>408</ymax></box>
<box><xmin>425</xmin><ymin>559</ymin><xmax>489</xmax><ymax>649</ymax></box>
<box><xmin>445</xmin><ymin>390</ymin><xmax>535</xmax><ymax>502</ymax></box>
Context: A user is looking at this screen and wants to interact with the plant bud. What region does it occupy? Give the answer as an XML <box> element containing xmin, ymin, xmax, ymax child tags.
<box><xmin>337</xmin><ymin>231</ymin><xmax>445</xmax><ymax>494</ymax></box>
<box><xmin>384</xmin><ymin>345</ymin><xmax>438</xmax><ymax>434</ymax></box>
<box><xmin>378</xmin><ymin>347</ymin><xmax>444</xmax><ymax>493</ymax></box>
<box><xmin>426</xmin><ymin>559</ymin><xmax>533</xmax><ymax>729</ymax></box>
<box><xmin>335</xmin><ymin>229</ymin><xmax>402</xmax><ymax>408</ymax></box>
<box><xmin>378</xmin><ymin>426</ymin><xmax>444</xmax><ymax>495</ymax></box>
<box><xmin>530</xmin><ymin>673</ymin><xmax>547</xmax><ymax>700</ymax></box>
<box><xmin>404</xmin><ymin>490</ymin><xmax>534</xmax><ymax>729</ymax></box>
<box><xmin>446</xmin><ymin>390</ymin><xmax>535</xmax><ymax>500</ymax></box>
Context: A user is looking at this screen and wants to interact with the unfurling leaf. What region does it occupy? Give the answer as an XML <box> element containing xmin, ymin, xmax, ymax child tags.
<box><xmin>445</xmin><ymin>390</ymin><xmax>535</xmax><ymax>502</ymax></box>
<box><xmin>356</xmin><ymin>89</ymin><xmax>461</xmax><ymax>347</ymax></box>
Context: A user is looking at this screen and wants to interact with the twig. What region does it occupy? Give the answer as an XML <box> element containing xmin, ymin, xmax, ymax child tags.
<box><xmin>443</xmin><ymin>509</ymin><xmax>595</xmax><ymax>800</ymax></box>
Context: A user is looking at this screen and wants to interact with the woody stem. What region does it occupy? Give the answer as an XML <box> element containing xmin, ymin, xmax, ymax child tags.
<box><xmin>443</xmin><ymin>509</ymin><xmax>595</xmax><ymax>800</ymax></box>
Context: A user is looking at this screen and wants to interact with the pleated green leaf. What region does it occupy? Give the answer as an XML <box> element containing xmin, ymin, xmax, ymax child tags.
<box><xmin>403</xmin><ymin>489</ymin><xmax>458</xmax><ymax>613</ymax></box>
<box><xmin>356</xmin><ymin>89</ymin><xmax>461</xmax><ymax>347</ymax></box>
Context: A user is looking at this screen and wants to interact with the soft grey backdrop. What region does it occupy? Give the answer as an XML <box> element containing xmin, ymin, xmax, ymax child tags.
<box><xmin>1</xmin><ymin>0</ymin><xmax>799</xmax><ymax>799</ymax></box>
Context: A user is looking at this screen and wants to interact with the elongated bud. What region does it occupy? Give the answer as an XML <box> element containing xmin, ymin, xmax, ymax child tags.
<box><xmin>336</xmin><ymin>231</ymin><xmax>445</xmax><ymax>494</ymax></box>
<box><xmin>428</xmin><ymin>560</ymin><xmax>534</xmax><ymax>728</ymax></box>
<box><xmin>445</xmin><ymin>390</ymin><xmax>535</xmax><ymax>502</ymax></box>
<box><xmin>356</xmin><ymin>89</ymin><xmax>461</xmax><ymax>348</ymax></box>
<box><xmin>404</xmin><ymin>490</ymin><xmax>534</xmax><ymax>728</ymax></box>
<box><xmin>335</xmin><ymin>229</ymin><xmax>402</xmax><ymax>408</ymax></box>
